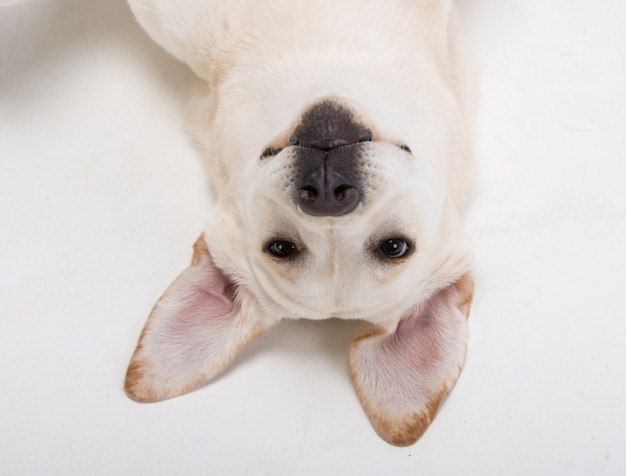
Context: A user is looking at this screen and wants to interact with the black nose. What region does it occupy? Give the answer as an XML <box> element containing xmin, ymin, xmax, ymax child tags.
<box><xmin>290</xmin><ymin>100</ymin><xmax>372</xmax><ymax>151</ymax></box>
<box><xmin>290</xmin><ymin>100</ymin><xmax>370</xmax><ymax>217</ymax></box>
<box><xmin>295</xmin><ymin>147</ymin><xmax>362</xmax><ymax>217</ymax></box>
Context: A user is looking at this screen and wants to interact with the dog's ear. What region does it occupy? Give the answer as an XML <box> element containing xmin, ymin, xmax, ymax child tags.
<box><xmin>125</xmin><ymin>234</ymin><xmax>273</xmax><ymax>402</ymax></box>
<box><xmin>349</xmin><ymin>272</ymin><xmax>474</xmax><ymax>446</ymax></box>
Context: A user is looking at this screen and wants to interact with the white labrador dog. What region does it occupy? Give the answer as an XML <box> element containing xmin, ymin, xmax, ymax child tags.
<box><xmin>124</xmin><ymin>0</ymin><xmax>474</xmax><ymax>446</ymax></box>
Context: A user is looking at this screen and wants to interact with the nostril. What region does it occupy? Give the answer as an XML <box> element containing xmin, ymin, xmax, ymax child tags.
<box><xmin>298</xmin><ymin>186</ymin><xmax>318</xmax><ymax>202</ymax></box>
<box><xmin>333</xmin><ymin>185</ymin><xmax>355</xmax><ymax>201</ymax></box>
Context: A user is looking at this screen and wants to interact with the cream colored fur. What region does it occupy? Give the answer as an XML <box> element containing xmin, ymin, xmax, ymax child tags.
<box><xmin>125</xmin><ymin>0</ymin><xmax>474</xmax><ymax>446</ymax></box>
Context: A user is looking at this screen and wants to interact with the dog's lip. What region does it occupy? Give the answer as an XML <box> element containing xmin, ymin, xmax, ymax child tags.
<box><xmin>260</xmin><ymin>139</ymin><xmax>410</xmax><ymax>160</ymax></box>
<box><xmin>260</xmin><ymin>140</ymin><xmax>370</xmax><ymax>160</ymax></box>
<box><xmin>319</xmin><ymin>138</ymin><xmax>359</xmax><ymax>149</ymax></box>
<box><xmin>260</xmin><ymin>147</ymin><xmax>284</xmax><ymax>159</ymax></box>
<box><xmin>289</xmin><ymin>135</ymin><xmax>373</xmax><ymax>151</ymax></box>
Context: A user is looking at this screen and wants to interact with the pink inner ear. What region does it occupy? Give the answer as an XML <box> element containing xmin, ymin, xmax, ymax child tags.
<box><xmin>165</xmin><ymin>266</ymin><xmax>235</xmax><ymax>334</ymax></box>
<box><xmin>124</xmin><ymin>236</ymin><xmax>276</xmax><ymax>403</ymax></box>
<box><xmin>349</xmin><ymin>274</ymin><xmax>472</xmax><ymax>446</ymax></box>
<box><xmin>357</xmin><ymin>301</ymin><xmax>460</xmax><ymax>407</ymax></box>
<box><xmin>393</xmin><ymin>298</ymin><xmax>450</xmax><ymax>372</ymax></box>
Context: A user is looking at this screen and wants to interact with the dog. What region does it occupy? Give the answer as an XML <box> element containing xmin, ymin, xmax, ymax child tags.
<box><xmin>124</xmin><ymin>0</ymin><xmax>474</xmax><ymax>447</ymax></box>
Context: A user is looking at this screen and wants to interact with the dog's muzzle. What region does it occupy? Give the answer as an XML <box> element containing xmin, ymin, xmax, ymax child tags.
<box><xmin>290</xmin><ymin>101</ymin><xmax>371</xmax><ymax>217</ymax></box>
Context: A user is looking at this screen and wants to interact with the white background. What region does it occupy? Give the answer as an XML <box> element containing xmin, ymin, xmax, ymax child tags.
<box><xmin>1</xmin><ymin>0</ymin><xmax>625</xmax><ymax>474</ymax></box>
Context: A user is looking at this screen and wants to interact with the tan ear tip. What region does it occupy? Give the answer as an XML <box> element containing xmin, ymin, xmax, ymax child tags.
<box><xmin>456</xmin><ymin>271</ymin><xmax>474</xmax><ymax>319</ymax></box>
<box><xmin>458</xmin><ymin>271</ymin><xmax>474</xmax><ymax>292</ymax></box>
<box><xmin>381</xmin><ymin>430</ymin><xmax>421</xmax><ymax>447</ymax></box>
<box><xmin>191</xmin><ymin>233</ymin><xmax>210</xmax><ymax>265</ymax></box>
<box><xmin>123</xmin><ymin>361</ymin><xmax>159</xmax><ymax>403</ymax></box>
<box><xmin>369</xmin><ymin>413</ymin><xmax>431</xmax><ymax>447</ymax></box>
<box><xmin>124</xmin><ymin>383</ymin><xmax>162</xmax><ymax>403</ymax></box>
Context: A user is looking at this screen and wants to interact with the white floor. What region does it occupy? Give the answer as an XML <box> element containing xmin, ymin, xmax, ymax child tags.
<box><xmin>1</xmin><ymin>1</ymin><xmax>625</xmax><ymax>475</ymax></box>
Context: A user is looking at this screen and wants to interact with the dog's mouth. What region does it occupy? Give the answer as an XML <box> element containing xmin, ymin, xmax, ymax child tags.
<box><xmin>288</xmin><ymin>100</ymin><xmax>373</xmax><ymax>151</ymax></box>
<box><xmin>258</xmin><ymin>100</ymin><xmax>373</xmax><ymax>217</ymax></box>
<box><xmin>259</xmin><ymin>98</ymin><xmax>412</xmax><ymax>218</ymax></box>
<box><xmin>260</xmin><ymin>99</ymin><xmax>373</xmax><ymax>159</ymax></box>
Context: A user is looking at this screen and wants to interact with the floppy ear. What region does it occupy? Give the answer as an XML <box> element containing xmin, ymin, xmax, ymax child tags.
<box><xmin>125</xmin><ymin>234</ymin><xmax>273</xmax><ymax>402</ymax></box>
<box><xmin>349</xmin><ymin>272</ymin><xmax>474</xmax><ymax>446</ymax></box>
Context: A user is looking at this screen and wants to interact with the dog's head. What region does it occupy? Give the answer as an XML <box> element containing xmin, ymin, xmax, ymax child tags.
<box><xmin>204</xmin><ymin>97</ymin><xmax>470</xmax><ymax>324</ymax></box>
<box><xmin>124</xmin><ymin>0</ymin><xmax>473</xmax><ymax>448</ymax></box>
<box><xmin>126</xmin><ymin>95</ymin><xmax>473</xmax><ymax>446</ymax></box>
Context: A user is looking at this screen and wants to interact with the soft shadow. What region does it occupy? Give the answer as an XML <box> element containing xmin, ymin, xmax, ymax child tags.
<box><xmin>215</xmin><ymin>318</ymin><xmax>364</xmax><ymax>383</ymax></box>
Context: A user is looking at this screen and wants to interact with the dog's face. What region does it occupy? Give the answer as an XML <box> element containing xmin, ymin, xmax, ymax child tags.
<box><xmin>126</xmin><ymin>93</ymin><xmax>472</xmax><ymax>446</ymax></box>
<box><xmin>205</xmin><ymin>99</ymin><xmax>467</xmax><ymax>325</ymax></box>
<box><xmin>125</xmin><ymin>0</ymin><xmax>473</xmax><ymax>447</ymax></box>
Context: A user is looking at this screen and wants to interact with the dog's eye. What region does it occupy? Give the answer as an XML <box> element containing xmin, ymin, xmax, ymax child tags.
<box><xmin>378</xmin><ymin>238</ymin><xmax>411</xmax><ymax>259</ymax></box>
<box><xmin>267</xmin><ymin>240</ymin><xmax>298</xmax><ymax>259</ymax></box>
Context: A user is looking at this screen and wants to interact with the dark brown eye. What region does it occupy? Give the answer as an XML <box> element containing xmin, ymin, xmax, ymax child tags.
<box><xmin>267</xmin><ymin>240</ymin><xmax>297</xmax><ymax>259</ymax></box>
<box><xmin>379</xmin><ymin>238</ymin><xmax>411</xmax><ymax>259</ymax></box>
